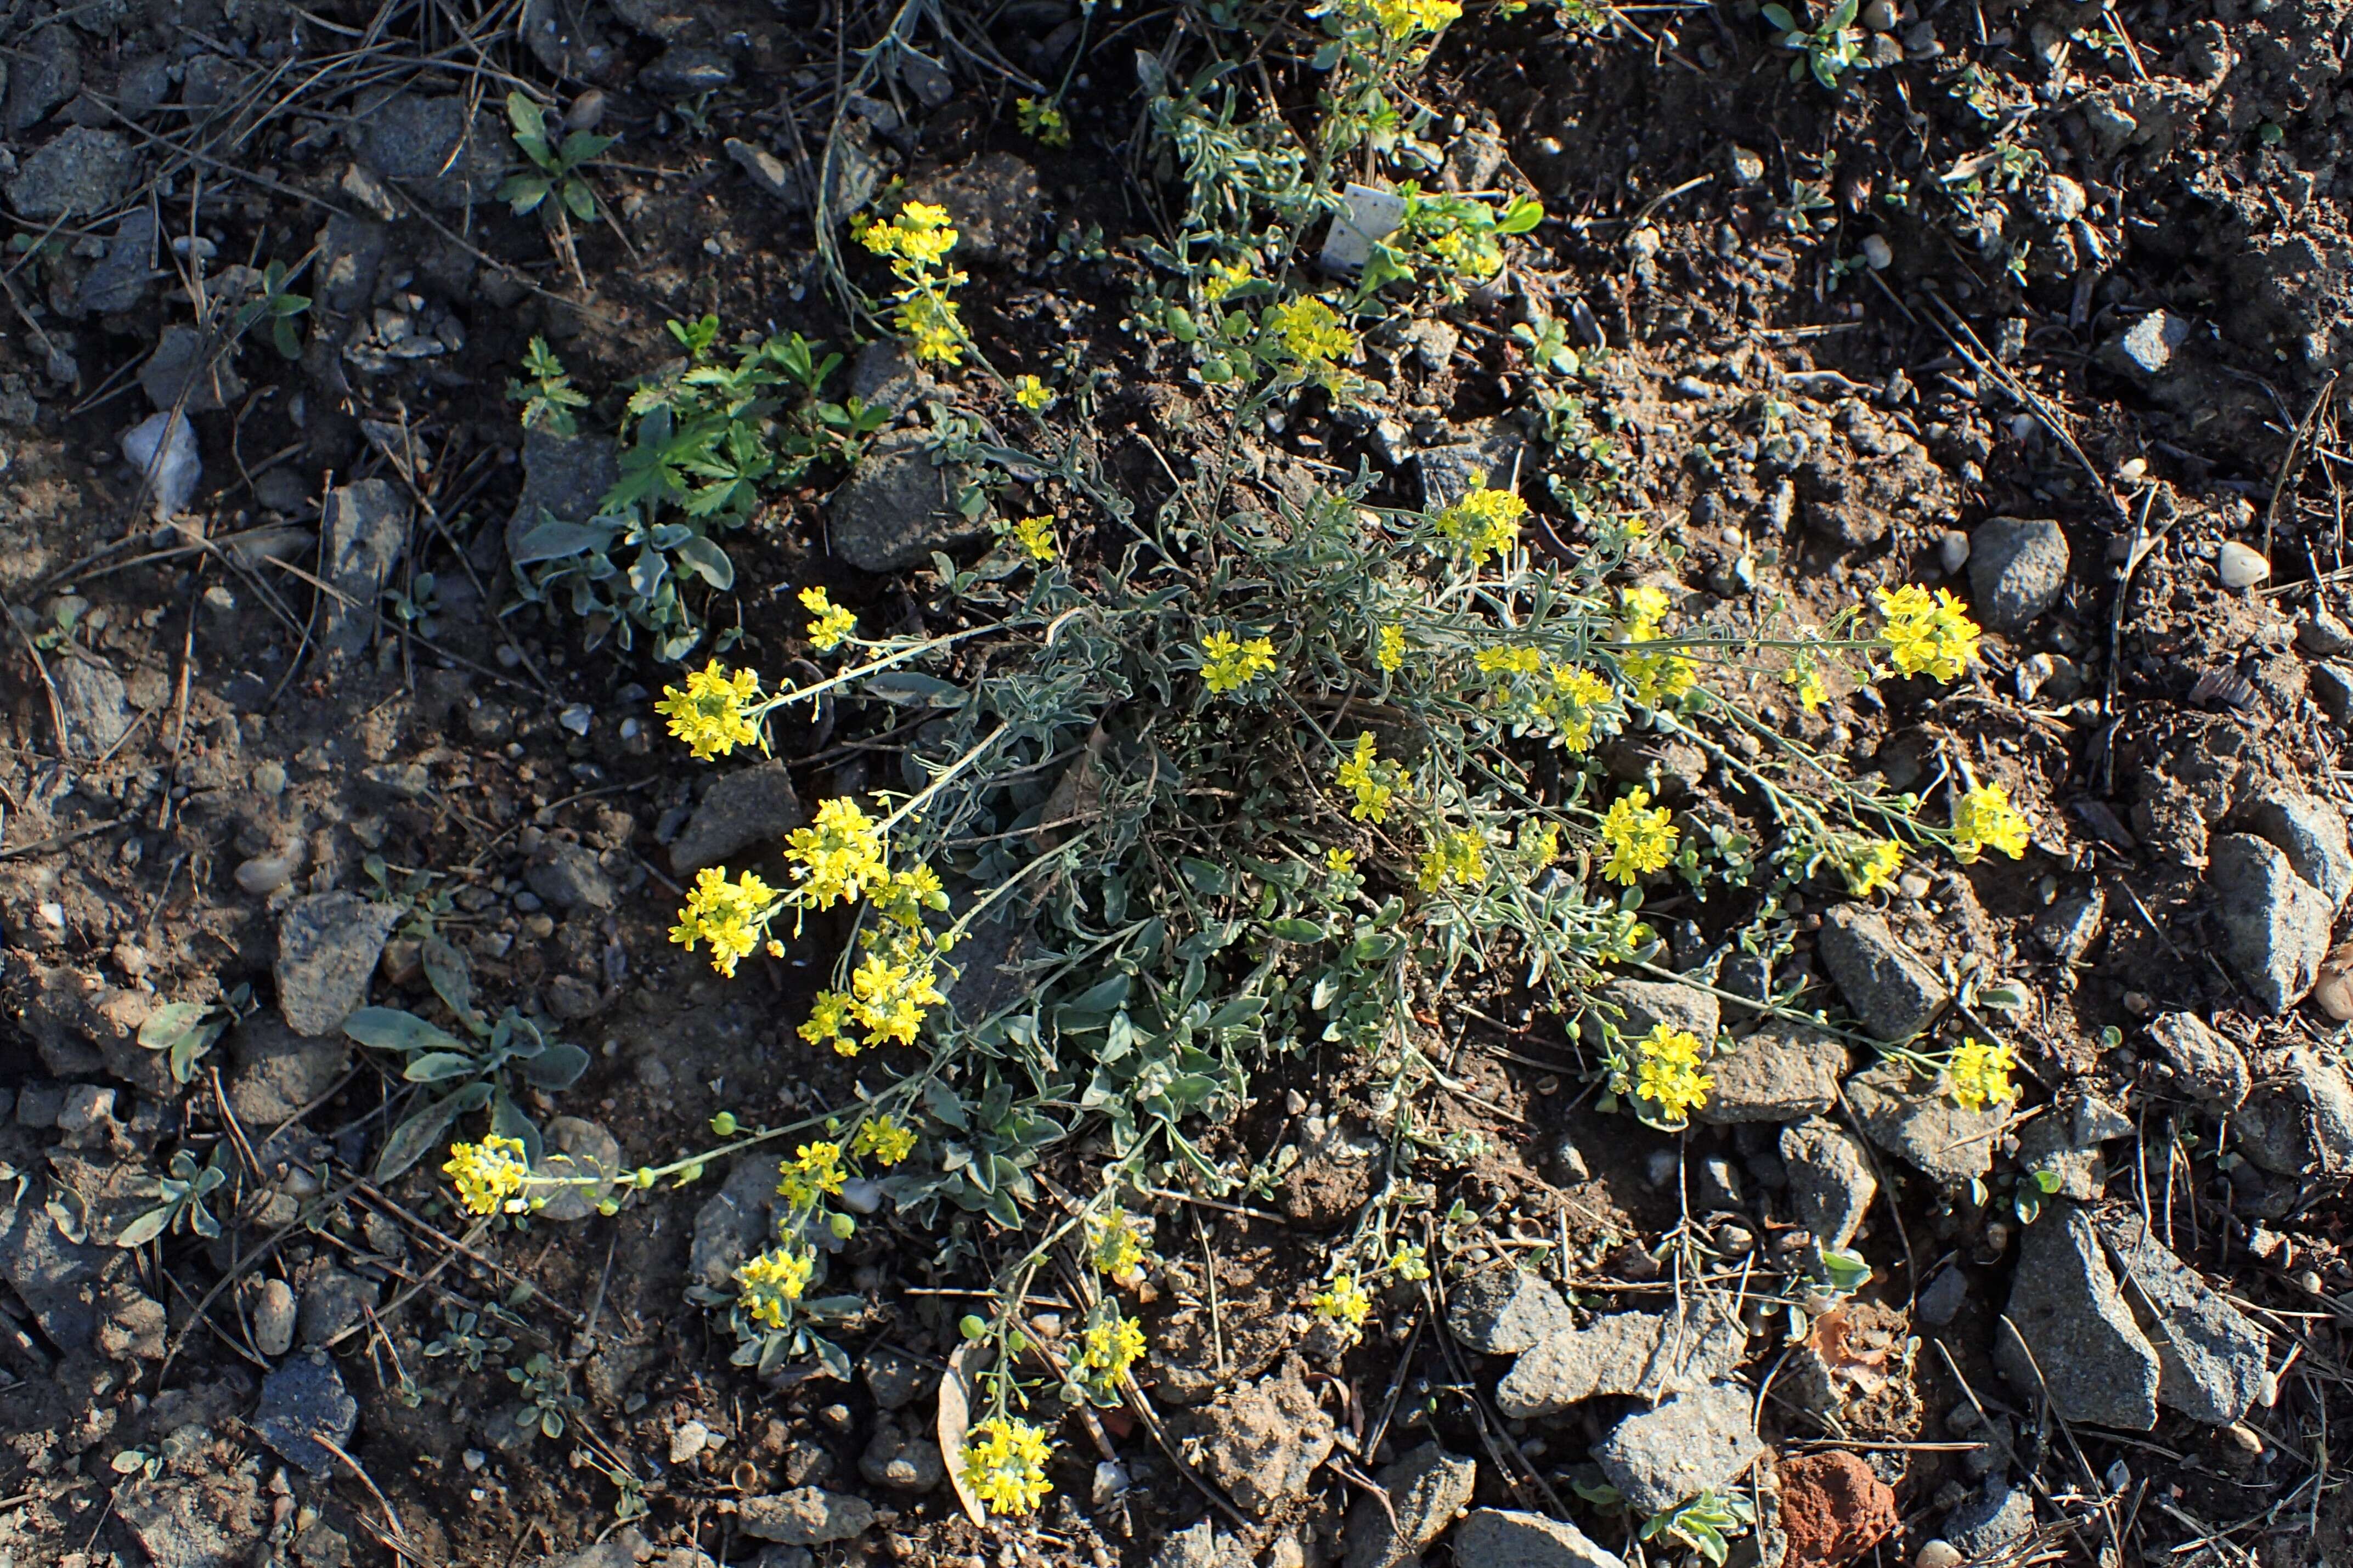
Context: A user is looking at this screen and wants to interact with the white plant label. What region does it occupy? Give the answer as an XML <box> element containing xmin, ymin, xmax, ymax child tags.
<box><xmin>1321</xmin><ymin>183</ymin><xmax>1407</xmax><ymax>273</ymax></box>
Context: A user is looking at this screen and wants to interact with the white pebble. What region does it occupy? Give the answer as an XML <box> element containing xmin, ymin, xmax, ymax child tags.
<box><xmin>1938</xmin><ymin>529</ymin><xmax>1971</xmax><ymax>575</ymax></box>
<box><xmin>2218</xmin><ymin>541</ymin><xmax>2271</xmax><ymax>589</ymax></box>
<box><xmin>1914</xmin><ymin>1543</ymin><xmax>1965</xmax><ymax>1568</ymax></box>
<box><xmin>234</xmin><ymin>840</ymin><xmax>307</xmax><ymax>896</ymax></box>
<box><xmin>838</xmin><ymin>1177</ymin><xmax>883</xmax><ymax>1215</ymax></box>
<box><xmin>1861</xmin><ymin>233</ymin><xmax>1893</xmax><ymax>270</ymax></box>
<box><xmin>121</xmin><ymin>411</ymin><xmax>201</xmax><ymax>520</ymax></box>
<box><xmin>669</xmin><ymin>1419</ymin><xmax>710</xmax><ymax>1464</ymax></box>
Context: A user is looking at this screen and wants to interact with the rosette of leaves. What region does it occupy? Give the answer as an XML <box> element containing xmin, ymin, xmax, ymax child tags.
<box><xmin>499</xmin><ymin>91</ymin><xmax>614</xmax><ymax>224</ymax></box>
<box><xmin>137</xmin><ymin>983</ymin><xmax>252</xmax><ymax>1083</ymax></box>
<box><xmin>342</xmin><ymin>938</ymin><xmax>590</xmax><ymax>1178</ymax></box>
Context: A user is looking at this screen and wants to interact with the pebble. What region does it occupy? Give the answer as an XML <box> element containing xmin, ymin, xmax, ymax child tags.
<box><xmin>1861</xmin><ymin>233</ymin><xmax>1893</xmax><ymax>270</ymax></box>
<box><xmin>672</xmin><ymin>1420</ymin><xmax>712</xmax><ymax>1465</ymax></box>
<box><xmin>1938</xmin><ymin>529</ymin><xmax>1971</xmax><ymax>574</ymax></box>
<box><xmin>253</xmin><ymin>1278</ymin><xmax>297</xmax><ymax>1357</ymax></box>
<box><xmin>2218</xmin><ymin>541</ymin><xmax>2271</xmax><ymax>588</ymax></box>
<box><xmin>1914</xmin><ymin>1543</ymin><xmax>1965</xmax><ymax>1568</ymax></box>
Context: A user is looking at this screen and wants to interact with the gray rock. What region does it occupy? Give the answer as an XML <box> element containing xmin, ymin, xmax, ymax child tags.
<box><xmin>225</xmin><ymin>1017</ymin><xmax>352</xmax><ymax>1126</ymax></box>
<box><xmin>255</xmin><ymin>1351</ymin><xmax>359</xmax><ymax>1476</ymax></box>
<box><xmin>527</xmin><ymin>841</ymin><xmax>617</xmax><ymax>911</ymax></box>
<box><xmin>54</xmin><ymin>1084</ymin><xmax>113</xmax><ymax>1134</ymax></box>
<box><xmin>640</xmin><ymin>46</ymin><xmax>735</xmax><ymax>95</ymax></box>
<box><xmin>2097</xmin><ymin>1213</ymin><xmax>2267</xmax><ymax>1424</ymax></box>
<box><xmin>749</xmin><ymin>1551</ymin><xmax>816</xmax><ymax>1568</ymax></box>
<box><xmin>861</xmin><ymin>1344</ymin><xmax>935</xmax><ymax>1411</ymax></box>
<box><xmin>80</xmin><ymin>209</ymin><xmax>159</xmax><ymax>315</ymax></box>
<box><xmin>2238</xmin><ymin>786</ymin><xmax>2353</xmax><ymax>907</ymax></box>
<box><xmin>535</xmin><ymin>1117</ymin><xmax>623</xmax><ymax>1220</ymax></box>
<box><xmin>1345</xmin><ymin>1445</ymin><xmax>1477</xmax><ymax>1568</ymax></box>
<box><xmin>2108</xmin><ymin>310</ymin><xmax>2190</xmax><ymax>378</ymax></box>
<box><xmin>1594</xmin><ymin>1383</ymin><xmax>1763</xmax><ymax>1516</ymax></box>
<box><xmin>1195</xmin><ymin>1370</ymin><xmax>1337</xmax><ymax>1514</ymax></box>
<box><xmin>5</xmin><ymin>127</ymin><xmax>131</xmax><ymax>218</ymax></box>
<box><xmin>2033</xmin><ymin>887</ymin><xmax>2104</xmax><ymax>964</ymax></box>
<box><xmin>848</xmin><ymin>339</ymin><xmax>937</xmax><ymax>416</ymax></box>
<box><xmin>1150</xmin><ymin>1523</ymin><xmax>1252</xmax><ymax>1568</ymax></box>
<box><xmin>726</xmin><ymin>137</ymin><xmax>805</xmax><ymax>206</ymax></box>
<box><xmin>253</xmin><ymin>1277</ymin><xmax>298</xmax><ymax>1357</ymax></box>
<box><xmin>2030</xmin><ymin>173</ymin><xmax>2087</xmax><ymax>224</ymax></box>
<box><xmin>2234</xmin><ymin>1048</ymin><xmax>2353</xmax><ymax>1175</ymax></box>
<box><xmin>737</xmin><ymin>1489</ymin><xmax>875</xmax><ymax>1544</ymax></box>
<box><xmin>689</xmin><ymin>1156</ymin><xmax>787</xmax><ymax>1288</ymax></box>
<box><xmin>2208</xmin><ymin>833</ymin><xmax>2333</xmax><ymax>1014</ymax></box>
<box><xmin>507</xmin><ymin>426</ymin><xmax>620</xmax><ymax>557</ymax></box>
<box><xmin>2016</xmin><ymin>1117</ymin><xmax>2105</xmax><ymax>1202</ymax></box>
<box><xmin>1966</xmin><ymin>517</ymin><xmax>2069</xmax><ymax>632</ymax></box>
<box><xmin>1696</xmin><ymin>1020</ymin><xmax>1847</xmax><ymax>1124</ymax></box>
<box><xmin>1450</xmin><ymin>1509</ymin><xmax>1625</xmax><ymax>1568</ymax></box>
<box><xmin>1497</xmin><ymin>1299</ymin><xmax>1745</xmax><ymax>1420</ymax></box>
<box><xmin>141</xmin><ymin>328</ymin><xmax>246</xmax><ymax>417</ymax></box>
<box><xmin>14</xmin><ymin>1082</ymin><xmax>64</xmax><ymax>1129</ymax></box>
<box><xmin>53</xmin><ymin>653</ymin><xmax>134</xmax><ymax>757</ymax></box>
<box><xmin>276</xmin><ymin>893</ymin><xmax>403</xmax><ymax>1037</ymax></box>
<box><xmin>827</xmin><ymin>427</ymin><xmax>986</xmax><ymax>573</ymax></box>
<box><xmin>356</xmin><ymin>93</ymin><xmax>509</xmax><ymax>208</ymax></box>
<box><xmin>321</xmin><ymin>479</ymin><xmax>409</xmax><ymax>657</ymax></box>
<box><xmin>672</xmin><ymin>763</ymin><xmax>808</xmax><ymax>875</ymax></box>
<box><xmin>1844</xmin><ymin>1059</ymin><xmax>2006</xmax><ymax>1186</ymax></box>
<box><xmin>1943</xmin><ymin>1479</ymin><xmax>2033</xmax><ymax>1559</ymax></box>
<box><xmin>1446</xmin><ymin>1267</ymin><xmax>1576</xmax><ymax>1355</ymax></box>
<box><xmin>1917</xmin><ymin>1266</ymin><xmax>1969</xmax><ymax>1327</ymax></box>
<box><xmin>315</xmin><ymin>212</ymin><xmax>388</xmax><ymax>315</ymax></box>
<box><xmin>1589</xmin><ymin>976</ymin><xmax>1719</xmax><ymax>1049</ymax></box>
<box><xmin>0</xmin><ymin>1197</ymin><xmax>112</xmax><ymax>1351</ymax></box>
<box><xmin>905</xmin><ymin>152</ymin><xmax>1041</xmax><ymax>265</ymax></box>
<box><xmin>297</xmin><ymin>1267</ymin><xmax>380</xmax><ymax>1348</ymax></box>
<box><xmin>1416</xmin><ymin>419</ymin><xmax>1527</xmax><ymax>512</ymax></box>
<box><xmin>5</xmin><ymin>27</ymin><xmax>80</xmax><ymax>134</ymax></box>
<box><xmin>857</xmin><ymin>1422</ymin><xmax>946</xmax><ymax>1491</ymax></box>
<box><xmin>1694</xmin><ymin>1154</ymin><xmax>1743</xmax><ymax>1213</ymax></box>
<box><xmin>1780</xmin><ymin>1118</ymin><xmax>1877</xmax><ymax>1250</ymax></box>
<box><xmin>1995</xmin><ymin>1204</ymin><xmax>2159</xmax><ymax>1429</ymax></box>
<box><xmin>2147</xmin><ymin>1012</ymin><xmax>2250</xmax><ymax>1111</ymax></box>
<box><xmin>2311</xmin><ymin>661</ymin><xmax>2353</xmax><ymax>723</ymax></box>
<box><xmin>117</xmin><ymin>1467</ymin><xmax>267</xmax><ymax>1568</ymax></box>
<box><xmin>1816</xmin><ymin>905</ymin><xmax>1948</xmax><ymax>1040</ymax></box>
<box><xmin>519</xmin><ymin>0</ymin><xmax>617</xmax><ymax>76</ymax></box>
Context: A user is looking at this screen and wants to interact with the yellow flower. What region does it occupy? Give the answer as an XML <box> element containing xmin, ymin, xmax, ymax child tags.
<box><xmin>655</xmin><ymin>660</ymin><xmax>761</xmax><ymax>760</ymax></box>
<box><xmin>1784</xmin><ymin>661</ymin><xmax>1828</xmax><ymax>712</ymax></box>
<box><xmin>1203</xmin><ymin>257</ymin><xmax>1255</xmax><ymax>304</ymax></box>
<box><xmin>895</xmin><ymin>290</ymin><xmax>966</xmax><ymax>366</ymax></box>
<box><xmin>1475</xmin><ymin>645</ymin><xmax>1544</xmax><ymax>676</ymax></box>
<box><xmin>1416</xmin><ymin>827</ymin><xmax>1487</xmax><ymax>892</ymax></box>
<box><xmin>776</xmin><ymin>1141</ymin><xmax>847</xmax><ymax>1207</ymax></box>
<box><xmin>1946</xmin><ymin>1037</ymin><xmax>2019</xmax><ymax>1112</ymax></box>
<box><xmin>1376</xmin><ymin>624</ymin><xmax>1406</xmax><ymax>673</ymax></box>
<box><xmin>444</xmin><ymin>1134</ymin><xmax>532</xmax><ymax>1216</ymax></box>
<box><xmin>1538</xmin><ymin>664</ymin><xmax>1615</xmax><ymax>751</ymax></box>
<box><xmin>1076</xmin><ymin>1315</ymin><xmax>1147</xmax><ymax>1381</ymax></box>
<box><xmin>669</xmin><ymin>867</ymin><xmax>781</xmax><ymax>977</ymax></box>
<box><xmin>736</xmin><ymin>1246</ymin><xmax>814</xmax><ymax>1327</ymax></box>
<box><xmin>1951</xmin><ymin>784</ymin><xmax>2030</xmax><ymax>862</ymax></box>
<box><xmin>1875</xmin><ymin>584</ymin><xmax>1981</xmax><ymax>682</ymax></box>
<box><xmin>848</xmin><ymin>949</ymin><xmax>945</xmax><ymax>1047</ymax></box>
<box><xmin>1599</xmin><ymin>788</ymin><xmax>1678</xmax><ymax>886</ymax></box>
<box><xmin>1263</xmin><ymin>297</ymin><xmax>1355</xmax><ymax>376</ymax></box>
<box><xmin>1842</xmin><ymin>838</ymin><xmax>1904</xmax><ymax>896</ymax></box>
<box><xmin>1012</xmin><ymin>375</ymin><xmax>1052</xmax><ymax>411</ymax></box>
<box><xmin>959</xmin><ymin>1417</ymin><xmax>1054</xmax><ymax>1516</ymax></box>
<box><xmin>852</xmin><ymin>1114</ymin><xmax>917</xmax><ymax>1166</ymax></box>
<box><xmin>1367</xmin><ymin>0</ymin><xmax>1462</xmax><ymax>39</ymax></box>
<box><xmin>1520</xmin><ymin>819</ymin><xmax>1561</xmax><ymax>868</ymax></box>
<box><xmin>799</xmin><ymin>585</ymin><xmax>857</xmax><ymax>652</ymax></box>
<box><xmin>1011</xmin><ymin>514</ymin><xmax>1058</xmax><ymax>561</ymax></box>
<box><xmin>1090</xmin><ymin>1209</ymin><xmax>1148</xmax><ymax>1284</ymax></box>
<box><xmin>859</xmin><ymin>201</ymin><xmax>959</xmax><ymax>271</ymax></box>
<box><xmin>1619</xmin><ymin>585</ymin><xmax>1672</xmax><ymax>641</ymax></box>
<box><xmin>1015</xmin><ymin>97</ymin><xmax>1070</xmax><ymax>148</ymax></box>
<box><xmin>1432</xmin><ymin>483</ymin><xmax>1527</xmax><ymax>565</ymax></box>
<box><xmin>1324</xmin><ymin>847</ymin><xmax>1358</xmax><ymax>879</ymax></box>
<box><xmin>1622</xmin><ymin>1023</ymin><xmax>1714</xmax><ymax>1125</ymax></box>
<box><xmin>1312</xmin><ymin>1272</ymin><xmax>1372</xmax><ymax>1330</ymax></box>
<box><xmin>875</xmin><ymin>864</ymin><xmax>950</xmax><ymax>927</ymax></box>
<box><xmin>1335</xmin><ymin>733</ymin><xmax>1402</xmax><ymax>823</ymax></box>
<box><xmin>784</xmin><ymin>797</ymin><xmax>890</xmax><ymax>909</ymax></box>
<box><xmin>799</xmin><ymin>989</ymin><xmax>857</xmax><ymax>1054</ymax></box>
<box><xmin>1199</xmin><ymin>630</ymin><xmax>1277</xmax><ymax>695</ymax></box>
<box><xmin>1388</xmin><ymin>1243</ymin><xmax>1430</xmax><ymax>1281</ymax></box>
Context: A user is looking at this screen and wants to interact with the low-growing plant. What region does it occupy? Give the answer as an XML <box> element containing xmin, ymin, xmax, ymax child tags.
<box><xmin>1761</xmin><ymin>0</ymin><xmax>1871</xmax><ymax>90</ymax></box>
<box><xmin>500</xmin><ymin>90</ymin><xmax>614</xmax><ymax>226</ymax></box>
<box><xmin>137</xmin><ymin>983</ymin><xmax>253</xmax><ymax>1084</ymax></box>
<box><xmin>117</xmin><ymin>1147</ymin><xmax>229</xmax><ymax>1247</ymax></box>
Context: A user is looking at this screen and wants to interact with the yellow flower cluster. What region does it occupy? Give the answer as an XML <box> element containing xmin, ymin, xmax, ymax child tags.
<box><xmin>1482</xmin><ymin>647</ymin><xmax>1617</xmax><ymax>751</ymax></box>
<box><xmin>785</xmin><ymin>797</ymin><xmax>891</xmax><ymax>909</ymax></box>
<box><xmin>960</xmin><ymin>1416</ymin><xmax>1054</xmax><ymax>1516</ymax></box>
<box><xmin>736</xmin><ymin>1246</ymin><xmax>815</xmax><ymax>1328</ymax></box>
<box><xmin>1599</xmin><ymin>788</ymin><xmax>1678</xmax><ymax>885</ymax></box>
<box><xmin>1011</xmin><ymin>514</ymin><xmax>1058</xmax><ymax>562</ymax></box>
<box><xmin>1626</xmin><ymin>1023</ymin><xmax>1714</xmax><ymax>1125</ymax></box>
<box><xmin>775</xmin><ymin>1140</ymin><xmax>847</xmax><ymax>1208</ymax></box>
<box><xmin>1312</xmin><ymin>1272</ymin><xmax>1372</xmax><ymax>1330</ymax></box>
<box><xmin>857</xmin><ymin>202</ymin><xmax>967</xmax><ymax>366</ymax></box>
<box><xmin>802</xmin><ymin>866</ymin><xmax>950</xmax><ymax>1054</ymax></box>
<box><xmin>1841</xmin><ymin>838</ymin><xmax>1904</xmax><ymax>896</ymax></box>
<box><xmin>656</xmin><ymin>661</ymin><xmax>761</xmax><ymax>760</ymax></box>
<box><xmin>1203</xmin><ymin>256</ymin><xmax>1255</xmax><ymax>304</ymax></box>
<box><xmin>1616</xmin><ymin>587</ymin><xmax>1699</xmax><ymax>707</ymax></box>
<box><xmin>1090</xmin><ymin>1209</ymin><xmax>1148</xmax><ymax>1286</ymax></box>
<box><xmin>1389</xmin><ymin>1243</ymin><xmax>1431</xmax><ymax>1281</ymax></box>
<box><xmin>1475</xmin><ymin>646</ymin><xmax>1542</xmax><ymax>677</ymax></box>
<box><xmin>1416</xmin><ymin>827</ymin><xmax>1487</xmax><ymax>892</ymax></box>
<box><xmin>1335</xmin><ymin>733</ymin><xmax>1402</xmax><ymax>823</ymax></box>
<box><xmin>1200</xmin><ymin>630</ymin><xmax>1277</xmax><ymax>695</ymax></box>
<box><xmin>1263</xmin><ymin>297</ymin><xmax>1355</xmax><ymax>378</ymax></box>
<box><xmin>801</xmin><ymin>586</ymin><xmax>857</xmax><ymax>652</ymax></box>
<box><xmin>1432</xmin><ymin>483</ymin><xmax>1526</xmax><ymax>565</ymax></box>
<box><xmin>1946</xmin><ymin>1037</ymin><xmax>2018</xmax><ymax>1112</ymax></box>
<box><xmin>1784</xmin><ymin>660</ymin><xmax>1828</xmax><ymax>713</ymax></box>
<box><xmin>445</xmin><ymin>1134</ymin><xmax>533</xmax><ymax>1217</ymax></box>
<box><xmin>1368</xmin><ymin>0</ymin><xmax>1462</xmax><ymax>38</ymax></box>
<box><xmin>1015</xmin><ymin>97</ymin><xmax>1070</xmax><ymax>148</ymax></box>
<box><xmin>852</xmin><ymin>1114</ymin><xmax>917</xmax><ymax>1165</ymax></box>
<box><xmin>1324</xmin><ymin>847</ymin><xmax>1359</xmax><ymax>880</ymax></box>
<box><xmin>895</xmin><ymin>291</ymin><xmax>965</xmax><ymax>367</ymax></box>
<box><xmin>1012</xmin><ymin>375</ymin><xmax>1052</xmax><ymax>411</ymax></box>
<box><xmin>1951</xmin><ymin>784</ymin><xmax>2030</xmax><ymax>862</ymax></box>
<box><xmin>859</xmin><ymin>201</ymin><xmax>959</xmax><ymax>269</ymax></box>
<box><xmin>1076</xmin><ymin>1314</ymin><xmax>1147</xmax><ymax>1382</ymax></box>
<box><xmin>1876</xmin><ymin>584</ymin><xmax>1980</xmax><ymax>682</ymax></box>
<box><xmin>1376</xmin><ymin>624</ymin><xmax>1406</xmax><ymax>673</ymax></box>
<box><xmin>670</xmin><ymin>867</ymin><xmax>783</xmax><ymax>977</ymax></box>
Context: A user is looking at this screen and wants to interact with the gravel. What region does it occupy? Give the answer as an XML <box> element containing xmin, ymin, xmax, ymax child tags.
<box><xmin>274</xmin><ymin>892</ymin><xmax>404</xmax><ymax>1037</ymax></box>
<box><xmin>2208</xmin><ymin>833</ymin><xmax>2334</xmax><ymax>1013</ymax></box>
<box><xmin>1593</xmin><ymin>1382</ymin><xmax>1764</xmax><ymax>1516</ymax></box>
<box><xmin>1781</xmin><ymin>1117</ymin><xmax>1878</xmax><ymax>1250</ymax></box>
<box><xmin>1994</xmin><ymin>1204</ymin><xmax>2159</xmax><ymax>1429</ymax></box>
<box><xmin>1816</xmin><ymin>905</ymin><xmax>1949</xmax><ymax>1040</ymax></box>
<box><xmin>1450</xmin><ymin>1509</ymin><xmax>1626</xmax><ymax>1568</ymax></box>
<box><xmin>1967</xmin><ymin>517</ymin><xmax>2070</xmax><ymax>631</ymax></box>
<box><xmin>1695</xmin><ymin>1020</ymin><xmax>1847</xmax><ymax>1123</ymax></box>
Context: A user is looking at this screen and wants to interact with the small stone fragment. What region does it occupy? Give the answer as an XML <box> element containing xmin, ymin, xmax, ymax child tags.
<box><xmin>1942</xmin><ymin>1480</ymin><xmax>2033</xmax><ymax>1560</ymax></box>
<box><xmin>1446</xmin><ymin>1267</ymin><xmax>1576</xmax><ymax>1356</ymax></box>
<box><xmin>2217</xmin><ymin>542</ymin><xmax>2271</xmax><ymax>590</ymax></box>
<box><xmin>828</xmin><ymin>428</ymin><xmax>988</xmax><ymax>573</ymax></box>
<box><xmin>1781</xmin><ymin>1118</ymin><xmax>1877</xmax><ymax>1250</ymax></box>
<box><xmin>255</xmin><ymin>1352</ymin><xmax>359</xmax><ymax>1476</ymax></box>
<box><xmin>736</xmin><ymin>1489</ymin><xmax>876</xmax><ymax>1544</ymax></box>
<box><xmin>1778</xmin><ymin>1451</ymin><xmax>1899</xmax><ymax>1568</ymax></box>
<box><xmin>1591</xmin><ymin>976</ymin><xmax>1719</xmax><ymax>1048</ymax></box>
<box><xmin>2208</xmin><ymin>833</ymin><xmax>2332</xmax><ymax>1014</ymax></box>
<box><xmin>1344</xmin><ymin>1444</ymin><xmax>1476</xmax><ymax>1568</ymax></box>
<box><xmin>1966</xmin><ymin>517</ymin><xmax>2069</xmax><ymax>632</ymax></box>
<box><xmin>1496</xmin><ymin>1299</ymin><xmax>1746</xmax><ymax>1419</ymax></box>
<box><xmin>1697</xmin><ymin>1021</ymin><xmax>1847</xmax><ymax>1124</ymax></box>
<box><xmin>1994</xmin><ymin>1205</ymin><xmax>2159</xmax><ymax>1429</ymax></box>
<box><xmin>1816</xmin><ymin>906</ymin><xmax>1949</xmax><ymax>1040</ymax></box>
<box><xmin>2146</xmin><ymin>1012</ymin><xmax>2250</xmax><ymax>1112</ymax></box>
<box><xmin>275</xmin><ymin>893</ymin><xmax>404</xmax><ymax>1037</ymax></box>
<box><xmin>253</xmin><ymin>1277</ymin><xmax>298</xmax><ymax>1357</ymax></box>
<box><xmin>672</xmin><ymin>762</ymin><xmax>808</xmax><ymax>875</ymax></box>
<box><xmin>1194</xmin><ymin>1369</ymin><xmax>1336</xmax><ymax>1515</ymax></box>
<box><xmin>1450</xmin><ymin>1508</ymin><xmax>1626</xmax><ymax>1568</ymax></box>
<box><xmin>2238</xmin><ymin>785</ymin><xmax>2353</xmax><ymax>907</ymax></box>
<box><xmin>1844</xmin><ymin>1060</ymin><xmax>2006</xmax><ymax>1186</ymax></box>
<box><xmin>1594</xmin><ymin>1383</ymin><xmax>1763</xmax><ymax>1516</ymax></box>
<box><xmin>2096</xmin><ymin>1212</ymin><xmax>2268</xmax><ymax>1424</ymax></box>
